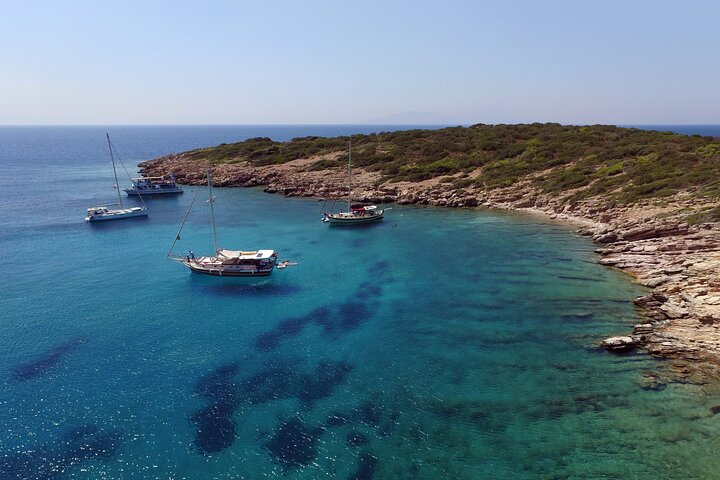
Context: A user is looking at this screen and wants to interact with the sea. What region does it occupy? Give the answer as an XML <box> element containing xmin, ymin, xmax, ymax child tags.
<box><xmin>1</xmin><ymin>124</ymin><xmax>719</xmax><ymax>480</ymax></box>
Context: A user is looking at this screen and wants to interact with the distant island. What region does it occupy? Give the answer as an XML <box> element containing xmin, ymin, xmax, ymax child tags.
<box><xmin>142</xmin><ymin>123</ymin><xmax>720</xmax><ymax>376</ymax></box>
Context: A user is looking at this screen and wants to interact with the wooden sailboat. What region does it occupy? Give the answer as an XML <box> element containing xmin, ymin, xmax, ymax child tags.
<box><xmin>168</xmin><ymin>170</ymin><xmax>278</xmax><ymax>276</ymax></box>
<box><xmin>85</xmin><ymin>134</ymin><xmax>148</xmax><ymax>222</ymax></box>
<box><xmin>322</xmin><ymin>140</ymin><xmax>385</xmax><ymax>225</ymax></box>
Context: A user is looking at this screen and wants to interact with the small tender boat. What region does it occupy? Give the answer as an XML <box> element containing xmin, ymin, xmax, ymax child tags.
<box><xmin>124</xmin><ymin>176</ymin><xmax>183</xmax><ymax>195</ymax></box>
<box><xmin>322</xmin><ymin>139</ymin><xmax>385</xmax><ymax>226</ymax></box>
<box><xmin>168</xmin><ymin>170</ymin><xmax>278</xmax><ymax>277</ymax></box>
<box><xmin>86</xmin><ymin>134</ymin><xmax>148</xmax><ymax>222</ymax></box>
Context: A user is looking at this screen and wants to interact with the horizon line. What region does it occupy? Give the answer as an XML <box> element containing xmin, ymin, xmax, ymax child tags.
<box><xmin>0</xmin><ymin>122</ymin><xmax>719</xmax><ymax>127</ymax></box>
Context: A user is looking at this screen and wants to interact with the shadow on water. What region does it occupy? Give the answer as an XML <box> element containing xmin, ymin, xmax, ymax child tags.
<box><xmin>10</xmin><ymin>337</ymin><xmax>87</xmax><ymax>381</ymax></box>
<box><xmin>0</xmin><ymin>424</ymin><xmax>121</xmax><ymax>479</ymax></box>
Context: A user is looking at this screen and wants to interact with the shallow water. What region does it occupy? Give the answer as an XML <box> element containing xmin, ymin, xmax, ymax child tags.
<box><xmin>2</xmin><ymin>126</ymin><xmax>720</xmax><ymax>479</ymax></box>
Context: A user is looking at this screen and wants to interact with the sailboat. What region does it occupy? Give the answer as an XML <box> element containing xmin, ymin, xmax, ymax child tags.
<box><xmin>168</xmin><ymin>170</ymin><xmax>278</xmax><ymax>277</ymax></box>
<box><xmin>322</xmin><ymin>140</ymin><xmax>385</xmax><ymax>225</ymax></box>
<box><xmin>85</xmin><ymin>134</ymin><xmax>148</xmax><ymax>222</ymax></box>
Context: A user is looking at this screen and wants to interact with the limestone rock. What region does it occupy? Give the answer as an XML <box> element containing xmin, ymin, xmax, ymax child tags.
<box><xmin>601</xmin><ymin>336</ymin><xmax>639</xmax><ymax>352</ymax></box>
<box><xmin>641</xmin><ymin>276</ymin><xmax>672</xmax><ymax>288</ymax></box>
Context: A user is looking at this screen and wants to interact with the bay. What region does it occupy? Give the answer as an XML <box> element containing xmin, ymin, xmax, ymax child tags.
<box><xmin>1</xmin><ymin>125</ymin><xmax>719</xmax><ymax>479</ymax></box>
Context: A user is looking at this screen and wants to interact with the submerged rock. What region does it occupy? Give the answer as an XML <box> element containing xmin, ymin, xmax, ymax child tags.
<box><xmin>265</xmin><ymin>418</ymin><xmax>322</xmax><ymax>469</ymax></box>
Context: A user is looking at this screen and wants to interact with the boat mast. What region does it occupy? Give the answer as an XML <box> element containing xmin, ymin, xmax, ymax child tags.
<box><xmin>347</xmin><ymin>138</ymin><xmax>352</xmax><ymax>212</ymax></box>
<box><xmin>207</xmin><ymin>169</ymin><xmax>220</xmax><ymax>254</ymax></box>
<box><xmin>106</xmin><ymin>133</ymin><xmax>123</xmax><ymax>209</ymax></box>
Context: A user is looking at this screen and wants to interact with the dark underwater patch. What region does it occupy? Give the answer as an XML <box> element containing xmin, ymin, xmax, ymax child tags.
<box><xmin>238</xmin><ymin>360</ymin><xmax>353</xmax><ymax>406</ymax></box>
<box><xmin>326</xmin><ymin>412</ymin><xmax>350</xmax><ymax>427</ymax></box>
<box><xmin>355</xmin><ymin>401</ymin><xmax>382</xmax><ymax>427</ymax></box>
<box><xmin>315</xmin><ymin>301</ymin><xmax>373</xmax><ymax>336</ymax></box>
<box><xmin>191</xmin><ymin>404</ymin><xmax>237</xmax><ymax>454</ymax></box>
<box><xmin>367</xmin><ymin>260</ymin><xmax>389</xmax><ymax>276</ymax></box>
<box><xmin>11</xmin><ymin>337</ymin><xmax>86</xmax><ymax>381</ymax></box>
<box><xmin>0</xmin><ymin>424</ymin><xmax>120</xmax><ymax>479</ymax></box>
<box><xmin>296</xmin><ymin>361</ymin><xmax>353</xmax><ymax>405</ymax></box>
<box><xmin>346</xmin><ymin>430</ymin><xmax>369</xmax><ymax>448</ymax></box>
<box><xmin>191</xmin><ymin>359</ymin><xmax>354</xmax><ymax>454</ymax></box>
<box><xmin>239</xmin><ymin>365</ymin><xmax>296</xmax><ymax>404</ymax></box>
<box><xmin>253</xmin><ymin>288</ymin><xmax>377</xmax><ymax>350</ymax></box>
<box><xmin>264</xmin><ymin>417</ymin><xmax>322</xmax><ymax>469</ymax></box>
<box><xmin>191</xmin><ymin>362</ymin><xmax>241</xmax><ymax>455</ymax></box>
<box><xmin>194</xmin><ymin>362</ymin><xmax>240</xmax><ymax>402</ymax></box>
<box><xmin>253</xmin><ymin>308</ymin><xmax>330</xmax><ymax>352</ymax></box>
<box><xmin>348</xmin><ymin>452</ymin><xmax>378</xmax><ymax>480</ymax></box>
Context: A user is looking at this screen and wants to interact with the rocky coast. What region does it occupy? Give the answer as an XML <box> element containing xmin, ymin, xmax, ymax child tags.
<box><xmin>141</xmin><ymin>149</ymin><xmax>720</xmax><ymax>379</ymax></box>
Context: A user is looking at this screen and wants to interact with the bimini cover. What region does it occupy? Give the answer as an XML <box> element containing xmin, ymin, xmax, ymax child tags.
<box><xmin>218</xmin><ymin>249</ymin><xmax>276</xmax><ymax>259</ymax></box>
<box><xmin>218</xmin><ymin>249</ymin><xmax>257</xmax><ymax>258</ymax></box>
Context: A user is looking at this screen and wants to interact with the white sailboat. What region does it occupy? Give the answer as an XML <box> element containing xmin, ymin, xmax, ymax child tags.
<box><xmin>168</xmin><ymin>170</ymin><xmax>278</xmax><ymax>277</ymax></box>
<box><xmin>322</xmin><ymin>139</ymin><xmax>385</xmax><ymax>225</ymax></box>
<box><xmin>85</xmin><ymin>134</ymin><xmax>148</xmax><ymax>222</ymax></box>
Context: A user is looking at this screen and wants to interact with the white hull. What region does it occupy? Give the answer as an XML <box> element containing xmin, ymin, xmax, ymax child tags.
<box><xmin>86</xmin><ymin>207</ymin><xmax>148</xmax><ymax>222</ymax></box>
<box><xmin>323</xmin><ymin>210</ymin><xmax>384</xmax><ymax>225</ymax></box>
<box><xmin>124</xmin><ymin>187</ymin><xmax>183</xmax><ymax>195</ymax></box>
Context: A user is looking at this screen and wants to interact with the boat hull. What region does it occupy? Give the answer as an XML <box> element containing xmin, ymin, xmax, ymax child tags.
<box><xmin>124</xmin><ymin>188</ymin><xmax>183</xmax><ymax>195</ymax></box>
<box><xmin>85</xmin><ymin>208</ymin><xmax>148</xmax><ymax>222</ymax></box>
<box><xmin>184</xmin><ymin>261</ymin><xmax>274</xmax><ymax>277</ymax></box>
<box><xmin>324</xmin><ymin>211</ymin><xmax>384</xmax><ymax>225</ymax></box>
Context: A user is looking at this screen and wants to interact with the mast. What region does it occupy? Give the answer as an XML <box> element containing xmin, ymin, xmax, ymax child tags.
<box><xmin>207</xmin><ymin>169</ymin><xmax>219</xmax><ymax>254</ymax></box>
<box><xmin>347</xmin><ymin>138</ymin><xmax>352</xmax><ymax>212</ymax></box>
<box><xmin>107</xmin><ymin>133</ymin><xmax>123</xmax><ymax>209</ymax></box>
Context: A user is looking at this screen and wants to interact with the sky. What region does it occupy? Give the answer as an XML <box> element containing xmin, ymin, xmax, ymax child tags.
<box><xmin>1</xmin><ymin>0</ymin><xmax>718</xmax><ymax>125</ymax></box>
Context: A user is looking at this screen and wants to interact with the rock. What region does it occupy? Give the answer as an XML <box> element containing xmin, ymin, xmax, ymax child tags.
<box><xmin>641</xmin><ymin>276</ymin><xmax>672</xmax><ymax>288</ymax></box>
<box><xmin>601</xmin><ymin>336</ymin><xmax>639</xmax><ymax>352</ymax></box>
<box><xmin>595</xmin><ymin>232</ymin><xmax>619</xmax><ymax>243</ymax></box>
<box><xmin>633</xmin><ymin>324</ymin><xmax>654</xmax><ymax>335</ymax></box>
<box><xmin>711</xmin><ymin>405</ymin><xmax>720</xmax><ymax>415</ymax></box>
<box><xmin>634</xmin><ymin>292</ymin><xmax>668</xmax><ymax>307</ymax></box>
<box><xmin>704</xmin><ymin>296</ymin><xmax>720</xmax><ymax>306</ymax></box>
<box><xmin>659</xmin><ymin>302</ymin><xmax>689</xmax><ymax>319</ymax></box>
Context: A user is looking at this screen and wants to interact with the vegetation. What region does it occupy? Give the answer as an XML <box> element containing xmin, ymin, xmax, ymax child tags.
<box><xmin>178</xmin><ymin>123</ymin><xmax>720</xmax><ymax>205</ymax></box>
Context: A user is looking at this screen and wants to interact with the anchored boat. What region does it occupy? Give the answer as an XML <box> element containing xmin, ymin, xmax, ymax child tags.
<box><xmin>85</xmin><ymin>134</ymin><xmax>148</xmax><ymax>222</ymax></box>
<box><xmin>322</xmin><ymin>140</ymin><xmax>385</xmax><ymax>225</ymax></box>
<box><xmin>124</xmin><ymin>176</ymin><xmax>183</xmax><ymax>195</ymax></box>
<box><xmin>168</xmin><ymin>170</ymin><xmax>278</xmax><ymax>277</ymax></box>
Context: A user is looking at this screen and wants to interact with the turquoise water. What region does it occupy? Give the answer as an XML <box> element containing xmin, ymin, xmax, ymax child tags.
<box><xmin>2</xmin><ymin>126</ymin><xmax>720</xmax><ymax>479</ymax></box>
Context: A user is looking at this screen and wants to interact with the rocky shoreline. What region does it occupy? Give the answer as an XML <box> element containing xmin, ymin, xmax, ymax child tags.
<box><xmin>141</xmin><ymin>153</ymin><xmax>720</xmax><ymax>376</ymax></box>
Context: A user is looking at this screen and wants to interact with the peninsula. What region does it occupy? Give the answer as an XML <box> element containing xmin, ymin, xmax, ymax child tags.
<box><xmin>141</xmin><ymin>124</ymin><xmax>720</xmax><ymax>371</ymax></box>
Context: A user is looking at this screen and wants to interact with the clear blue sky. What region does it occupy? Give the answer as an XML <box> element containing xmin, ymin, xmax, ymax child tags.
<box><xmin>1</xmin><ymin>0</ymin><xmax>718</xmax><ymax>125</ymax></box>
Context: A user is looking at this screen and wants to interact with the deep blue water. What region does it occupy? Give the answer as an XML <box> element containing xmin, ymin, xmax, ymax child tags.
<box><xmin>629</xmin><ymin>125</ymin><xmax>720</xmax><ymax>137</ymax></box>
<box><xmin>1</xmin><ymin>125</ymin><xmax>720</xmax><ymax>479</ymax></box>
